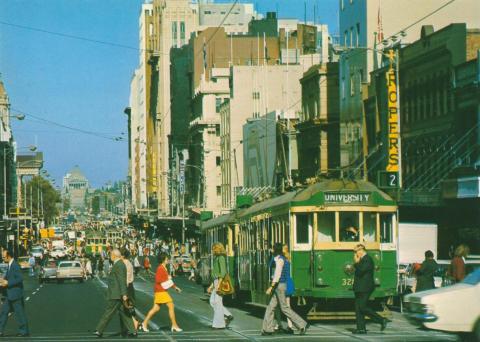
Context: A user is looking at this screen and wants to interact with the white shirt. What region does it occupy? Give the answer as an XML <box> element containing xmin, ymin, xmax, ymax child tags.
<box><xmin>123</xmin><ymin>259</ymin><xmax>134</xmax><ymax>284</ymax></box>
<box><xmin>271</xmin><ymin>255</ymin><xmax>285</xmax><ymax>284</ymax></box>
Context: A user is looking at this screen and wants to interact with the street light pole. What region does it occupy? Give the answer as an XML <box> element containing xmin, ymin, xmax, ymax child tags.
<box><xmin>3</xmin><ymin>147</ymin><xmax>6</xmax><ymax>219</ymax></box>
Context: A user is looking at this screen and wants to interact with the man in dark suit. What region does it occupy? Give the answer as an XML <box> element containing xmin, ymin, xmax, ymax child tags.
<box><xmin>352</xmin><ymin>244</ymin><xmax>388</xmax><ymax>334</ymax></box>
<box><xmin>94</xmin><ymin>249</ymin><xmax>136</xmax><ymax>338</ymax></box>
<box><xmin>0</xmin><ymin>248</ymin><xmax>30</xmax><ymax>337</ymax></box>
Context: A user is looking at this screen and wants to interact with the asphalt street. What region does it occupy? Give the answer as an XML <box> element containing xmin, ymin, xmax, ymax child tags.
<box><xmin>0</xmin><ymin>268</ymin><xmax>460</xmax><ymax>341</ymax></box>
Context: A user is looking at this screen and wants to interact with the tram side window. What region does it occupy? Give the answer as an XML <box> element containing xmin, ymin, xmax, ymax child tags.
<box><xmin>363</xmin><ymin>212</ymin><xmax>377</xmax><ymax>242</ymax></box>
<box><xmin>380</xmin><ymin>213</ymin><xmax>394</xmax><ymax>243</ymax></box>
<box><xmin>339</xmin><ymin>212</ymin><xmax>359</xmax><ymax>242</ymax></box>
<box><xmin>295</xmin><ymin>213</ymin><xmax>312</xmax><ymax>244</ymax></box>
<box><xmin>317</xmin><ymin>212</ymin><xmax>335</xmax><ymax>242</ymax></box>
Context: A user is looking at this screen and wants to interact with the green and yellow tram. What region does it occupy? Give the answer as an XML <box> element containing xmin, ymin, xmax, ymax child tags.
<box><xmin>200</xmin><ymin>179</ymin><xmax>398</xmax><ymax>319</ymax></box>
<box><xmin>85</xmin><ymin>230</ymin><xmax>108</xmax><ymax>255</ymax></box>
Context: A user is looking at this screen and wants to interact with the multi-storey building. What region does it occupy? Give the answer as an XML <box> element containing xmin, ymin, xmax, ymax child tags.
<box><xmin>220</xmin><ymin>61</ymin><xmax>316</xmax><ymax>209</ymax></box>
<box><xmin>297</xmin><ymin>62</ymin><xmax>340</xmax><ymax>184</ymax></box>
<box><xmin>338</xmin><ymin>0</ymin><xmax>480</xmax><ymax>173</ymax></box>
<box><xmin>242</xmin><ymin>110</ymin><xmax>297</xmax><ymax>190</ymax></box>
<box><xmin>363</xmin><ymin>23</ymin><xmax>480</xmax><ymax>256</ymax></box>
<box><xmin>0</xmin><ymin>79</ymin><xmax>16</xmax><ymax>222</ymax></box>
<box><xmin>63</xmin><ymin>166</ymin><xmax>89</xmax><ymax>211</ymax></box>
<box><xmin>177</xmin><ymin>26</ymin><xmax>282</xmax><ymax>214</ymax></box>
<box><xmin>129</xmin><ymin>68</ymin><xmax>148</xmax><ymax>210</ymax></box>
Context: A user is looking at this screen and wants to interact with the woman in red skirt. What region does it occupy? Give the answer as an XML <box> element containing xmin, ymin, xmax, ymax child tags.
<box><xmin>142</xmin><ymin>252</ymin><xmax>183</xmax><ymax>333</ymax></box>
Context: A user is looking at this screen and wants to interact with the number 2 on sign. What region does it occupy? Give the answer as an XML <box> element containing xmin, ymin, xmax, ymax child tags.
<box><xmin>342</xmin><ymin>278</ymin><xmax>354</xmax><ymax>286</ymax></box>
<box><xmin>389</xmin><ymin>174</ymin><xmax>397</xmax><ymax>187</ymax></box>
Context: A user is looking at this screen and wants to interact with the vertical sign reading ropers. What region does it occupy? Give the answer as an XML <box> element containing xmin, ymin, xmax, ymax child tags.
<box><xmin>386</xmin><ymin>50</ymin><xmax>399</xmax><ymax>172</ymax></box>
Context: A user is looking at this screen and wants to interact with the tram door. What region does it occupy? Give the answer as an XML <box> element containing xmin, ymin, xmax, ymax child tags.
<box><xmin>253</xmin><ymin>220</ymin><xmax>268</xmax><ymax>293</ymax></box>
<box><xmin>292</xmin><ymin>213</ymin><xmax>314</xmax><ymax>289</ymax></box>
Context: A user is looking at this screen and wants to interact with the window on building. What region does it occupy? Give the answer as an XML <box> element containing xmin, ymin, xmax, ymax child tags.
<box><xmin>350</xmin><ymin>73</ymin><xmax>355</xmax><ymax>96</ymax></box>
<box><xmin>356</xmin><ymin>23</ymin><xmax>360</xmax><ymax>47</ymax></box>
<box><xmin>216</xmin><ymin>156</ymin><xmax>221</xmax><ymax>166</ymax></box>
<box><xmin>252</xmin><ymin>91</ymin><xmax>260</xmax><ymax>100</ymax></box>
<box><xmin>180</xmin><ymin>21</ymin><xmax>185</xmax><ymax>46</ymax></box>
<box><xmin>341</xmin><ymin>77</ymin><xmax>345</xmax><ymax>100</ymax></box>
<box><xmin>216</xmin><ymin>186</ymin><xmax>221</xmax><ymax>196</ymax></box>
<box><xmin>359</xmin><ymin>69</ymin><xmax>364</xmax><ymax>93</ymax></box>
<box><xmin>216</xmin><ymin>124</ymin><xmax>220</xmax><ymax>137</ymax></box>
<box><xmin>149</xmin><ymin>23</ymin><xmax>154</xmax><ymax>36</ymax></box>
<box><xmin>215</xmin><ymin>97</ymin><xmax>222</xmax><ymax>113</ymax></box>
<box><xmin>171</xmin><ymin>21</ymin><xmax>178</xmax><ymax>47</ymax></box>
<box><xmin>350</xmin><ymin>27</ymin><xmax>354</xmax><ymax>47</ymax></box>
<box><xmin>344</xmin><ymin>30</ymin><xmax>348</xmax><ymax>47</ymax></box>
<box><xmin>204</xmin><ymin>10</ymin><xmax>212</xmax><ymax>14</ymax></box>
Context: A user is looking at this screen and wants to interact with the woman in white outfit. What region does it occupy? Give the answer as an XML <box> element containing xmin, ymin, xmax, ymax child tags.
<box><xmin>208</xmin><ymin>243</ymin><xmax>234</xmax><ymax>329</ymax></box>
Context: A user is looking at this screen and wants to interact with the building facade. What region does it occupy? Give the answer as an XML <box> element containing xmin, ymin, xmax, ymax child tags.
<box><xmin>220</xmin><ymin>62</ymin><xmax>313</xmax><ymax>209</ymax></box>
<box><xmin>338</xmin><ymin>0</ymin><xmax>480</xmax><ymax>173</ymax></box>
<box><xmin>63</xmin><ymin>166</ymin><xmax>89</xmax><ymax>211</ymax></box>
<box><xmin>0</xmin><ymin>80</ymin><xmax>16</xmax><ymax>222</ymax></box>
<box><xmin>363</xmin><ymin>24</ymin><xmax>480</xmax><ymax>256</ymax></box>
<box><xmin>297</xmin><ymin>62</ymin><xmax>340</xmax><ymax>184</ymax></box>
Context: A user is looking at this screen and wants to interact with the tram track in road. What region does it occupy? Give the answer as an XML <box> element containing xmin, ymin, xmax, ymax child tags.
<box><xmin>131</xmin><ymin>275</ymin><xmax>260</xmax><ymax>342</ymax></box>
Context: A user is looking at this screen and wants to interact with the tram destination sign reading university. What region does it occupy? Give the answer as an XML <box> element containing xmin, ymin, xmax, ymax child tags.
<box><xmin>324</xmin><ymin>192</ymin><xmax>372</xmax><ymax>205</ymax></box>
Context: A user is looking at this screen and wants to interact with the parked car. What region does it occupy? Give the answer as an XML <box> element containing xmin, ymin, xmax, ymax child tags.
<box><xmin>50</xmin><ymin>247</ymin><xmax>66</xmax><ymax>259</ymax></box>
<box><xmin>17</xmin><ymin>257</ymin><xmax>31</xmax><ymax>270</ymax></box>
<box><xmin>31</xmin><ymin>246</ymin><xmax>44</xmax><ymax>259</ymax></box>
<box><xmin>404</xmin><ymin>268</ymin><xmax>480</xmax><ymax>340</ymax></box>
<box><xmin>39</xmin><ymin>260</ymin><xmax>58</xmax><ymax>283</ymax></box>
<box><xmin>56</xmin><ymin>261</ymin><xmax>84</xmax><ymax>283</ymax></box>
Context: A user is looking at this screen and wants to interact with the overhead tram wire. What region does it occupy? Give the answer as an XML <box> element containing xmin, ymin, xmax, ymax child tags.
<box><xmin>0</xmin><ymin>20</ymin><xmax>154</xmax><ymax>54</ymax></box>
<box><xmin>11</xmin><ymin>107</ymin><xmax>125</xmax><ymax>142</ymax></box>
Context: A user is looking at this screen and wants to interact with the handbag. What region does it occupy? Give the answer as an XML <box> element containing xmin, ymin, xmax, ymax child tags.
<box><xmin>123</xmin><ymin>298</ymin><xmax>136</xmax><ymax>317</ymax></box>
<box><xmin>286</xmin><ymin>277</ymin><xmax>295</xmax><ymax>296</ymax></box>
<box><xmin>217</xmin><ymin>274</ymin><xmax>234</xmax><ymax>296</ymax></box>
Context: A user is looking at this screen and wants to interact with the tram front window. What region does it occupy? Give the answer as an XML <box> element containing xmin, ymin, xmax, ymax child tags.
<box><xmin>363</xmin><ymin>212</ymin><xmax>377</xmax><ymax>242</ymax></box>
<box><xmin>317</xmin><ymin>212</ymin><xmax>335</xmax><ymax>242</ymax></box>
<box><xmin>380</xmin><ymin>213</ymin><xmax>394</xmax><ymax>243</ymax></box>
<box><xmin>340</xmin><ymin>212</ymin><xmax>359</xmax><ymax>242</ymax></box>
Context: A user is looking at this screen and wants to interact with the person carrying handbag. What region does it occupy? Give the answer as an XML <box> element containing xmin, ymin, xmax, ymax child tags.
<box><xmin>141</xmin><ymin>253</ymin><xmax>183</xmax><ymax>333</ymax></box>
<box><xmin>208</xmin><ymin>242</ymin><xmax>234</xmax><ymax>329</ymax></box>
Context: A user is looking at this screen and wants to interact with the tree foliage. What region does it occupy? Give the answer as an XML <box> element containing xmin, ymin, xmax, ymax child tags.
<box><xmin>25</xmin><ymin>176</ymin><xmax>61</xmax><ymax>225</ymax></box>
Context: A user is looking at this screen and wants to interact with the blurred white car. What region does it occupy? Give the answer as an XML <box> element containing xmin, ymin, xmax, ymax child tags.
<box><xmin>56</xmin><ymin>261</ymin><xmax>84</xmax><ymax>283</ymax></box>
<box><xmin>404</xmin><ymin>268</ymin><xmax>480</xmax><ymax>340</ymax></box>
<box><xmin>31</xmin><ymin>246</ymin><xmax>44</xmax><ymax>259</ymax></box>
<box><xmin>50</xmin><ymin>247</ymin><xmax>66</xmax><ymax>259</ymax></box>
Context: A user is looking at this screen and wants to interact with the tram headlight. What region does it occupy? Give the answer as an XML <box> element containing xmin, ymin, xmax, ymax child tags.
<box><xmin>344</xmin><ymin>263</ymin><xmax>355</xmax><ymax>276</ymax></box>
<box><xmin>374</xmin><ymin>277</ymin><xmax>380</xmax><ymax>285</ymax></box>
<box><xmin>316</xmin><ymin>277</ymin><xmax>325</xmax><ymax>286</ymax></box>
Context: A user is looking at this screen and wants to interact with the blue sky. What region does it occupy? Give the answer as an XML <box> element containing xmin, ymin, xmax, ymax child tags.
<box><xmin>0</xmin><ymin>0</ymin><xmax>338</xmax><ymax>188</ymax></box>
